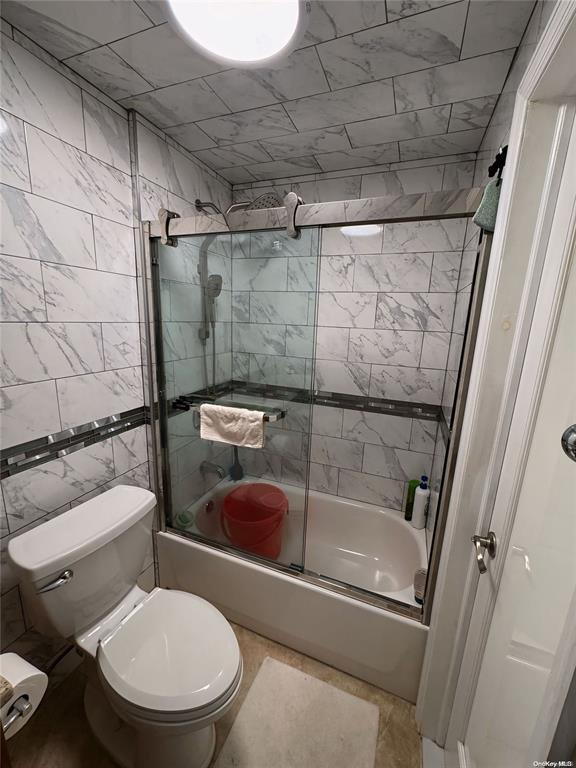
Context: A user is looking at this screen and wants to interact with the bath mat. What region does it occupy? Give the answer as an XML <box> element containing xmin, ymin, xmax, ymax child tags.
<box><xmin>214</xmin><ymin>657</ymin><xmax>379</xmax><ymax>768</ymax></box>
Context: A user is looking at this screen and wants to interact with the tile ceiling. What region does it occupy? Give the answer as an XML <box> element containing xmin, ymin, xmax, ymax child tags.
<box><xmin>2</xmin><ymin>0</ymin><xmax>535</xmax><ymax>184</ymax></box>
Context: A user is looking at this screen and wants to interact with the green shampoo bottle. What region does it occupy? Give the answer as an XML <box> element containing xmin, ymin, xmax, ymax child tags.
<box><xmin>405</xmin><ymin>479</ymin><xmax>420</xmax><ymax>521</ymax></box>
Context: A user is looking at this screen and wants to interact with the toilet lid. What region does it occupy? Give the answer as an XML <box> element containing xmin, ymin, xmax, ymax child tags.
<box><xmin>97</xmin><ymin>588</ymin><xmax>241</xmax><ymax>713</ymax></box>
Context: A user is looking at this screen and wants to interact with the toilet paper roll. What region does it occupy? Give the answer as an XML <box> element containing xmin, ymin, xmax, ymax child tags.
<box><xmin>0</xmin><ymin>653</ymin><xmax>48</xmax><ymax>739</ymax></box>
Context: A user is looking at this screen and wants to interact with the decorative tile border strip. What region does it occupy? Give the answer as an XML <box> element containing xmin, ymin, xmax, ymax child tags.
<box><xmin>170</xmin><ymin>380</ymin><xmax>441</xmax><ymax>423</ymax></box>
<box><xmin>2</xmin><ymin>384</ymin><xmax>446</xmax><ymax>479</ymax></box>
<box><xmin>438</xmin><ymin>411</ymin><xmax>451</xmax><ymax>445</ymax></box>
<box><xmin>2</xmin><ymin>383</ymin><xmax>446</xmax><ymax>479</ymax></box>
<box><xmin>1</xmin><ymin>407</ymin><xmax>148</xmax><ymax>479</ymax></box>
<box><xmin>149</xmin><ymin>188</ymin><xmax>483</xmax><ymax>238</ymax></box>
<box><xmin>312</xmin><ymin>391</ymin><xmax>440</xmax><ymax>422</ymax></box>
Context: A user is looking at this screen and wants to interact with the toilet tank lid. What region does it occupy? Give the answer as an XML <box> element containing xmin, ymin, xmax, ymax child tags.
<box><xmin>8</xmin><ymin>486</ymin><xmax>156</xmax><ymax>582</ymax></box>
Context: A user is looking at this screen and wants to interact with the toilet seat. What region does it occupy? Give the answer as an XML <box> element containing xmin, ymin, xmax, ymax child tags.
<box><xmin>97</xmin><ymin>588</ymin><xmax>241</xmax><ymax>719</ymax></box>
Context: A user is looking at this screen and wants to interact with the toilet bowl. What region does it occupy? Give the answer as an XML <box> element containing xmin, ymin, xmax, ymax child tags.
<box><xmin>82</xmin><ymin>587</ymin><xmax>242</xmax><ymax>768</ymax></box>
<box><xmin>98</xmin><ymin>588</ymin><xmax>241</xmax><ymax>717</ymax></box>
<box><xmin>7</xmin><ymin>485</ymin><xmax>242</xmax><ymax>768</ymax></box>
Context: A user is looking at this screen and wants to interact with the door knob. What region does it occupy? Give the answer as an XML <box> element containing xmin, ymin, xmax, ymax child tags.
<box><xmin>561</xmin><ymin>424</ymin><xmax>576</xmax><ymax>462</ymax></box>
<box><xmin>471</xmin><ymin>532</ymin><xmax>497</xmax><ymax>574</ymax></box>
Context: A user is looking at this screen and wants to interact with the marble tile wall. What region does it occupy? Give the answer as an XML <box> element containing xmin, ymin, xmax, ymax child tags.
<box><xmin>230</xmin><ymin>227</ymin><xmax>319</xmax><ymax>390</ymax></box>
<box><xmin>0</xmin><ymin>29</ymin><xmax>231</xmax><ymax>651</ymax></box>
<box><xmin>0</xmin><ymin>30</ymin><xmax>144</xmax><ymax>649</ymax></box>
<box><xmin>1</xmin><ymin>32</ymin><xmax>142</xmax><ymax>451</ymax></box>
<box><xmin>232</xmin><ymin>152</ymin><xmax>478</xmax><ymax>206</ymax></box>
<box><xmin>158</xmin><ymin>231</ymin><xmax>233</xmax><ymax>418</ymax></box>
<box><xmin>1</xmin><ymin>0</ymin><xmax>535</xmax><ymax>185</ymax></box>
<box><xmin>474</xmin><ymin>0</ymin><xmax>555</xmax><ymax>184</ymax></box>
<box><xmin>134</xmin><ymin>114</ymin><xmax>231</xmax><ymax>223</ymax></box>
<box><xmin>315</xmin><ymin>219</ymin><xmax>475</xmax><ymax>407</ymax></box>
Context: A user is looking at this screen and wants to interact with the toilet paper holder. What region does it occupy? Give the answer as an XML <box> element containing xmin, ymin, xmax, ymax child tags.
<box><xmin>0</xmin><ymin>653</ymin><xmax>48</xmax><ymax>739</ymax></box>
<box><xmin>2</xmin><ymin>696</ymin><xmax>32</xmax><ymax>734</ymax></box>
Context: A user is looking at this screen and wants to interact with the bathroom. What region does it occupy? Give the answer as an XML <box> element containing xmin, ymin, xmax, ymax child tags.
<box><xmin>1</xmin><ymin>0</ymin><xmax>575</xmax><ymax>766</ymax></box>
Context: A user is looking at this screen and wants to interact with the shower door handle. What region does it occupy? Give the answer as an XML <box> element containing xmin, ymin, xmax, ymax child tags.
<box><xmin>471</xmin><ymin>532</ymin><xmax>497</xmax><ymax>574</ymax></box>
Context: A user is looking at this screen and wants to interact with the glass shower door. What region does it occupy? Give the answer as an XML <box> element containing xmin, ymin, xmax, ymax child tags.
<box><xmin>155</xmin><ymin>226</ymin><xmax>320</xmax><ymax>572</ymax></box>
<box><xmin>303</xmin><ymin>219</ymin><xmax>480</xmax><ymax>610</ymax></box>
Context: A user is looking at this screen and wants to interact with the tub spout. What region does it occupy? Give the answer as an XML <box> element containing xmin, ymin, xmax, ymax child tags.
<box><xmin>200</xmin><ymin>461</ymin><xmax>227</xmax><ymax>480</ymax></box>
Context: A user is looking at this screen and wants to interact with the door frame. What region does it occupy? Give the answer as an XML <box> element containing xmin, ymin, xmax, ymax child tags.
<box><xmin>416</xmin><ymin>0</ymin><xmax>576</xmax><ymax>755</ymax></box>
<box><xmin>451</xmin><ymin>103</ymin><xmax>576</xmax><ymax>760</ymax></box>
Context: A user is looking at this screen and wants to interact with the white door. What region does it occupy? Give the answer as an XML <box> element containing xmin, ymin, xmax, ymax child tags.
<box><xmin>463</xmin><ymin>143</ymin><xmax>576</xmax><ymax>765</ymax></box>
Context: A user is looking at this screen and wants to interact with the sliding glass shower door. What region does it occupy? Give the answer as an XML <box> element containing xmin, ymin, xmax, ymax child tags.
<box><xmin>155</xmin><ymin>227</ymin><xmax>320</xmax><ymax>572</ymax></box>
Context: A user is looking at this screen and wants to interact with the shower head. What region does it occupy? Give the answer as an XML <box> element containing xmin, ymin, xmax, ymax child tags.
<box><xmin>225</xmin><ymin>191</ymin><xmax>286</xmax><ymax>217</ymax></box>
<box><xmin>206</xmin><ymin>274</ymin><xmax>222</xmax><ymax>299</ymax></box>
<box><xmin>246</xmin><ymin>192</ymin><xmax>284</xmax><ymax>210</ymax></box>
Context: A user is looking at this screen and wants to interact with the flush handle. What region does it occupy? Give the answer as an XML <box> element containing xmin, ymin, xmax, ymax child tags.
<box><xmin>471</xmin><ymin>533</ymin><xmax>497</xmax><ymax>574</ymax></box>
<box><xmin>37</xmin><ymin>569</ymin><xmax>73</xmax><ymax>594</ymax></box>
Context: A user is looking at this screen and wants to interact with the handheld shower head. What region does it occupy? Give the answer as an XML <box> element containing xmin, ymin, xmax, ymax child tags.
<box><xmin>206</xmin><ymin>274</ymin><xmax>222</xmax><ymax>299</ymax></box>
<box><xmin>205</xmin><ymin>274</ymin><xmax>223</xmax><ymax>328</ymax></box>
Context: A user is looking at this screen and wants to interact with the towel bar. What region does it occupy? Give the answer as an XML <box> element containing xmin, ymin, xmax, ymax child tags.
<box><xmin>172</xmin><ymin>397</ymin><xmax>286</xmax><ymax>423</ymax></box>
<box><xmin>192</xmin><ymin>403</ymin><xmax>285</xmax><ymax>422</ymax></box>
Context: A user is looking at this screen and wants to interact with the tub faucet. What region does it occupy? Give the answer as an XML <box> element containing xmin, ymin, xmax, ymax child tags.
<box><xmin>200</xmin><ymin>461</ymin><xmax>227</xmax><ymax>480</ymax></box>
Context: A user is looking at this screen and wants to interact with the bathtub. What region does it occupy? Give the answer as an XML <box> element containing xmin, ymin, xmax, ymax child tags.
<box><xmin>305</xmin><ymin>489</ymin><xmax>427</xmax><ymax>606</ymax></box>
<box><xmin>176</xmin><ymin>478</ymin><xmax>426</xmax><ymax>606</ymax></box>
<box><xmin>157</xmin><ymin>480</ymin><xmax>428</xmax><ymax>701</ymax></box>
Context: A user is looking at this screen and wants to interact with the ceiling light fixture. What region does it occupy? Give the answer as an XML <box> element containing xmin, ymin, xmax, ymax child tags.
<box><xmin>166</xmin><ymin>0</ymin><xmax>308</xmax><ymax>68</ymax></box>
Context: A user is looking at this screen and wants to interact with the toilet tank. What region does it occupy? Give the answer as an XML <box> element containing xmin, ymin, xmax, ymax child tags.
<box><xmin>8</xmin><ymin>485</ymin><xmax>156</xmax><ymax>639</ymax></box>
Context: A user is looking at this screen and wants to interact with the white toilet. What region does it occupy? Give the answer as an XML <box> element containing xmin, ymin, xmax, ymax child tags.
<box><xmin>8</xmin><ymin>485</ymin><xmax>242</xmax><ymax>768</ymax></box>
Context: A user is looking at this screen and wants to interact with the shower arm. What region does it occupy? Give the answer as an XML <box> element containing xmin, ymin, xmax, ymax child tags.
<box><xmin>195</xmin><ymin>199</ymin><xmax>223</xmax><ymax>216</ymax></box>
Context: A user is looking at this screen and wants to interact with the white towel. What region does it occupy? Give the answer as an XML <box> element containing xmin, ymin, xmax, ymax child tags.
<box><xmin>200</xmin><ymin>404</ymin><xmax>265</xmax><ymax>449</ymax></box>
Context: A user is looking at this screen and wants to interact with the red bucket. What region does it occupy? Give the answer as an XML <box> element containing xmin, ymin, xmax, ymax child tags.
<box><xmin>222</xmin><ymin>483</ymin><xmax>288</xmax><ymax>559</ymax></box>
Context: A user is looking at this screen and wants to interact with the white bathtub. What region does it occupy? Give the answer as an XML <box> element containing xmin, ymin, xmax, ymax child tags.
<box><xmin>158</xmin><ymin>481</ymin><xmax>428</xmax><ymax>701</ymax></box>
<box><xmin>305</xmin><ymin>489</ymin><xmax>427</xmax><ymax>606</ymax></box>
<box><xmin>178</xmin><ymin>478</ymin><xmax>426</xmax><ymax>606</ymax></box>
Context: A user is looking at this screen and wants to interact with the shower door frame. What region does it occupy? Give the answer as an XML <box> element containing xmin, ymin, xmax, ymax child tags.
<box><xmin>141</xmin><ymin>189</ymin><xmax>486</xmax><ymax>625</ymax></box>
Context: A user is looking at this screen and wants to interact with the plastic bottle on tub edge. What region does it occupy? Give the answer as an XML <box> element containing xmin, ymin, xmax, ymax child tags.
<box><xmin>411</xmin><ymin>475</ymin><xmax>429</xmax><ymax>530</ymax></box>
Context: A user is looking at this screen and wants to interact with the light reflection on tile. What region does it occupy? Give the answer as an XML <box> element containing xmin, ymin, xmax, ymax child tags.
<box><xmin>0</xmin><ymin>109</ymin><xmax>30</xmax><ymax>191</ymax></box>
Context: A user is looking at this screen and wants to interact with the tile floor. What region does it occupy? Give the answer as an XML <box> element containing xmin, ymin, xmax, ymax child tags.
<box><xmin>8</xmin><ymin>622</ymin><xmax>421</xmax><ymax>768</ymax></box>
